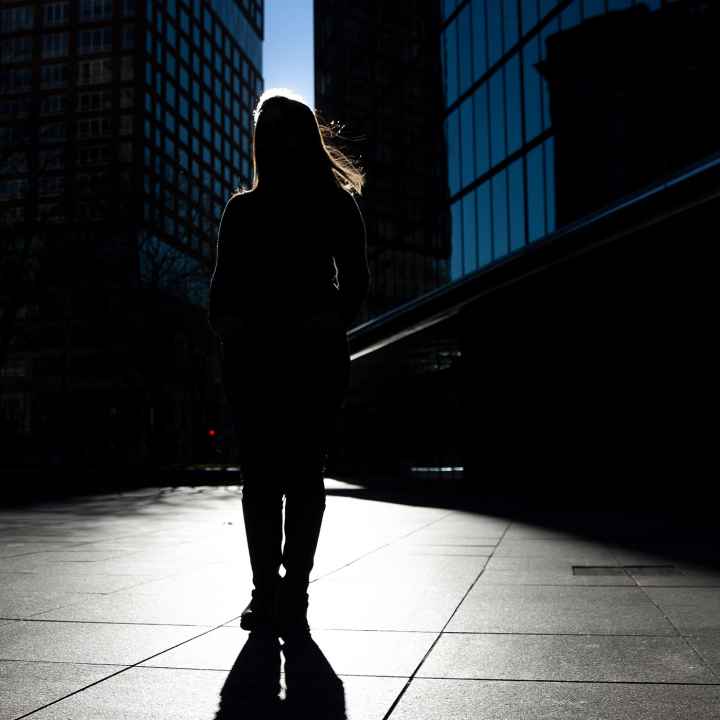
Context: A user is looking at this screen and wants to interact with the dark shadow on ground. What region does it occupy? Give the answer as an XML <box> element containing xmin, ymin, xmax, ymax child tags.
<box><xmin>326</xmin><ymin>474</ymin><xmax>720</xmax><ymax>571</ymax></box>
<box><xmin>212</xmin><ymin>631</ymin><xmax>345</xmax><ymax>720</ymax></box>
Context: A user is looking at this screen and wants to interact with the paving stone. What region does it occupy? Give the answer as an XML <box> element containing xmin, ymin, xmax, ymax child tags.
<box><xmin>0</xmin><ymin>590</ymin><xmax>98</xmax><ymax>619</ymax></box>
<box><xmin>389</xmin><ymin>678</ymin><xmax>720</xmax><ymax>720</ymax></box>
<box><xmin>417</xmin><ymin>633</ymin><xmax>715</xmax><ymax>683</ymax></box>
<box><xmin>686</xmin><ymin>632</ymin><xmax>720</xmax><ymax>680</ymax></box>
<box><xmin>0</xmin><ymin>660</ymin><xmax>125</xmax><ymax>720</ymax></box>
<box><xmin>0</xmin><ymin>571</ymin><xmax>159</xmax><ymax>594</ymax></box>
<box><xmin>143</xmin><ymin>625</ymin><xmax>435</xmax><ymax>677</ymax></box>
<box><xmin>493</xmin><ymin>539</ymin><xmax>619</xmax><ymax>562</ymax></box>
<box><xmin>35</xmin><ymin>587</ymin><xmax>244</xmax><ymax>626</ymax></box>
<box><xmin>0</xmin><ymin>620</ymin><xmax>205</xmax><ymax>665</ymax></box>
<box><xmin>446</xmin><ymin>585</ymin><xmax>677</xmax><ymax>635</ymax></box>
<box><xmin>644</xmin><ymin>588</ymin><xmax>720</xmax><ymax>633</ymax></box>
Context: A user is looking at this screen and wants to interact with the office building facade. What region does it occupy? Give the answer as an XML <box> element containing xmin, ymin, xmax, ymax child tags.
<box><xmin>323</xmin><ymin>0</ymin><xmax>719</xmax><ymax>495</ymax></box>
<box><xmin>0</xmin><ymin>0</ymin><xmax>264</xmax><ymax>469</ymax></box>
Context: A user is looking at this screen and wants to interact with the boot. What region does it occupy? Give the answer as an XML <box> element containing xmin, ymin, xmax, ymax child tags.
<box><xmin>277</xmin><ymin>481</ymin><xmax>326</xmax><ymax>640</ymax></box>
<box><xmin>240</xmin><ymin>483</ymin><xmax>283</xmax><ymax>632</ymax></box>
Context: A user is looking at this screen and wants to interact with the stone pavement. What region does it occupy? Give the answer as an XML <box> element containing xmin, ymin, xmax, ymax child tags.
<box><xmin>1</xmin><ymin>480</ymin><xmax>719</xmax><ymax>719</ymax></box>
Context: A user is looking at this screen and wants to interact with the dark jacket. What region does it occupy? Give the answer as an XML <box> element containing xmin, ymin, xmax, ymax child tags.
<box><xmin>208</xmin><ymin>183</ymin><xmax>370</xmax><ymax>341</ymax></box>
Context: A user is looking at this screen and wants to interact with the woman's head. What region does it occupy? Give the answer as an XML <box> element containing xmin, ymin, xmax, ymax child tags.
<box><xmin>246</xmin><ymin>88</ymin><xmax>364</xmax><ymax>196</ymax></box>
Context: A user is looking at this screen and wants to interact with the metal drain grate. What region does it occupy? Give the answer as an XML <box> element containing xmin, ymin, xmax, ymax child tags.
<box><xmin>572</xmin><ymin>565</ymin><xmax>680</xmax><ymax>576</ymax></box>
<box><xmin>572</xmin><ymin>566</ymin><xmax>627</xmax><ymax>576</ymax></box>
<box><xmin>624</xmin><ymin>565</ymin><xmax>680</xmax><ymax>576</ymax></box>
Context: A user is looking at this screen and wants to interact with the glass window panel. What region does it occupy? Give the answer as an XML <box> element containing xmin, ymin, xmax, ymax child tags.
<box><xmin>540</xmin><ymin>0</ymin><xmax>558</xmax><ymax>17</ymax></box>
<box><xmin>583</xmin><ymin>0</ymin><xmax>604</xmax><ymax>20</ymax></box>
<box><xmin>450</xmin><ymin>200</ymin><xmax>463</xmax><ymax>281</ymax></box>
<box><xmin>473</xmin><ymin>84</ymin><xmax>490</xmax><ymax>177</ymax></box>
<box><xmin>463</xmin><ymin>190</ymin><xmax>477</xmax><ymax>274</ymax></box>
<box><xmin>491</xmin><ymin>170</ymin><xmax>508</xmax><ymax>259</ymax></box>
<box><xmin>442</xmin><ymin>0</ymin><xmax>459</xmax><ymax>19</ymax></box>
<box><xmin>560</xmin><ymin>2</ymin><xmax>581</xmax><ymax>31</ymax></box>
<box><xmin>607</xmin><ymin>0</ymin><xmax>631</xmax><ymax>10</ymax></box>
<box><xmin>460</xmin><ymin>97</ymin><xmax>475</xmax><ymax>188</ymax></box>
<box><xmin>471</xmin><ymin>0</ymin><xmax>486</xmax><ymax>81</ymax></box>
<box><xmin>503</xmin><ymin>0</ymin><xmax>518</xmax><ymax>52</ymax></box>
<box><xmin>476</xmin><ymin>181</ymin><xmax>492</xmax><ymax>266</ymax></box>
<box><xmin>508</xmin><ymin>158</ymin><xmax>525</xmax><ymax>251</ymax></box>
<box><xmin>526</xmin><ymin>144</ymin><xmax>545</xmax><ymax>242</ymax></box>
<box><xmin>523</xmin><ymin>36</ymin><xmax>542</xmax><ymax>142</ymax></box>
<box><xmin>487</xmin><ymin>1</ymin><xmax>503</xmax><ymax>67</ymax></box>
<box><xmin>544</xmin><ymin>137</ymin><xmax>556</xmax><ymax>233</ymax></box>
<box><xmin>540</xmin><ymin>18</ymin><xmax>558</xmax><ymax>132</ymax></box>
<box><xmin>521</xmin><ymin>0</ymin><xmax>539</xmax><ymax>34</ymax></box>
<box><xmin>505</xmin><ymin>53</ymin><xmax>522</xmax><ymax>154</ymax></box>
<box><xmin>457</xmin><ymin>4</ymin><xmax>472</xmax><ymax>96</ymax></box>
<box><xmin>446</xmin><ymin>109</ymin><xmax>461</xmax><ymax>197</ymax></box>
<box><xmin>489</xmin><ymin>70</ymin><xmax>505</xmax><ymax>166</ymax></box>
<box><xmin>442</xmin><ymin>22</ymin><xmax>458</xmax><ymax>105</ymax></box>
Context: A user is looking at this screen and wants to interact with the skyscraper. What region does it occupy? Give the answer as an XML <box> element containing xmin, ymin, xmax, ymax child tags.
<box><xmin>314</xmin><ymin>0</ymin><xmax>450</xmax><ymax>321</ymax></box>
<box><xmin>0</xmin><ymin>0</ymin><xmax>264</xmax><ymax>469</ymax></box>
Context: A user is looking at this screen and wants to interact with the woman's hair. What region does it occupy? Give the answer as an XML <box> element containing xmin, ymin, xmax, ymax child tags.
<box><xmin>237</xmin><ymin>87</ymin><xmax>365</xmax><ymax>197</ymax></box>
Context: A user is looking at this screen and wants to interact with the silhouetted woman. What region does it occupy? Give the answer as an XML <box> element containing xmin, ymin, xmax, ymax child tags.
<box><xmin>208</xmin><ymin>89</ymin><xmax>370</xmax><ymax>640</ymax></box>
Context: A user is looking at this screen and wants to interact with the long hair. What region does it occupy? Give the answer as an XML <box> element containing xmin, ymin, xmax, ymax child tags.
<box><xmin>239</xmin><ymin>88</ymin><xmax>365</xmax><ymax>197</ymax></box>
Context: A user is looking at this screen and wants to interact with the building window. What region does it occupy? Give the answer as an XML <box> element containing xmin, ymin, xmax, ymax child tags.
<box><xmin>77</xmin><ymin>58</ymin><xmax>112</xmax><ymax>85</ymax></box>
<box><xmin>83</xmin><ymin>89</ymin><xmax>112</xmax><ymax>112</ymax></box>
<box><xmin>77</xmin><ymin>116</ymin><xmax>111</xmax><ymax>138</ymax></box>
<box><xmin>122</xmin><ymin>24</ymin><xmax>134</xmax><ymax>49</ymax></box>
<box><xmin>0</xmin><ymin>67</ymin><xmax>32</xmax><ymax>92</ymax></box>
<box><xmin>120</xmin><ymin>55</ymin><xmax>134</xmax><ymax>80</ymax></box>
<box><xmin>40</xmin><ymin>63</ymin><xmax>68</xmax><ymax>88</ymax></box>
<box><xmin>44</xmin><ymin>2</ymin><xmax>69</xmax><ymax>26</ymax></box>
<box><xmin>120</xmin><ymin>87</ymin><xmax>134</xmax><ymax>108</ymax></box>
<box><xmin>42</xmin><ymin>32</ymin><xmax>68</xmax><ymax>58</ymax></box>
<box><xmin>80</xmin><ymin>0</ymin><xmax>113</xmax><ymax>22</ymax></box>
<box><xmin>119</xmin><ymin>114</ymin><xmax>133</xmax><ymax>135</ymax></box>
<box><xmin>122</xmin><ymin>0</ymin><xmax>135</xmax><ymax>17</ymax></box>
<box><xmin>78</xmin><ymin>27</ymin><xmax>113</xmax><ymax>55</ymax></box>
<box><xmin>40</xmin><ymin>121</ymin><xmax>66</xmax><ymax>143</ymax></box>
<box><xmin>0</xmin><ymin>35</ymin><xmax>33</xmax><ymax>63</ymax></box>
<box><xmin>0</xmin><ymin>6</ymin><xmax>34</xmax><ymax>33</ymax></box>
<box><xmin>40</xmin><ymin>94</ymin><xmax>66</xmax><ymax>115</ymax></box>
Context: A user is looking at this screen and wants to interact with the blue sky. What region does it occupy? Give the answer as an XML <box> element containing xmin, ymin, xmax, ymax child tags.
<box><xmin>263</xmin><ymin>0</ymin><xmax>315</xmax><ymax>109</ymax></box>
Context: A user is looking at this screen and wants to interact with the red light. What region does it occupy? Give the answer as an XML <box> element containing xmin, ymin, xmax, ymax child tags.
<box><xmin>208</xmin><ymin>428</ymin><xmax>217</xmax><ymax>437</ymax></box>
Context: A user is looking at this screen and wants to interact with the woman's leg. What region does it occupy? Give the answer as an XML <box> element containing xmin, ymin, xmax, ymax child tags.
<box><xmin>277</xmin><ymin>328</ymin><xmax>350</xmax><ymax>638</ymax></box>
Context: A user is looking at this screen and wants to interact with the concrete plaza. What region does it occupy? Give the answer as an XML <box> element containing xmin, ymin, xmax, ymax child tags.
<box><xmin>1</xmin><ymin>479</ymin><xmax>719</xmax><ymax>719</ymax></box>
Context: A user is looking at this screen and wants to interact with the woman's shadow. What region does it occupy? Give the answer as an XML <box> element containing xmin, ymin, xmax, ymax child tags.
<box><xmin>213</xmin><ymin>631</ymin><xmax>346</xmax><ymax>719</ymax></box>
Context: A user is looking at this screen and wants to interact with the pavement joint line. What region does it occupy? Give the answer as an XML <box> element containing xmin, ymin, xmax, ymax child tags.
<box><xmin>634</xmin><ymin>580</ymin><xmax>720</xmax><ymax>683</ymax></box>
<box><xmin>0</xmin><ymin>617</ymin><xmax>223</xmax><ymax>627</ymax></box>
<box><xmin>400</xmin><ymin>676</ymin><xmax>720</xmax><ymax>686</ymax></box>
<box><xmin>310</xmin><ymin>508</ymin><xmax>460</xmax><ymax>584</ymax></box>
<box><xmin>12</xmin><ymin>614</ymin><xmax>246</xmax><ymax>719</ymax></box>
<box><xmin>380</xmin><ymin>518</ymin><xmax>514</xmax><ymax>720</ymax></box>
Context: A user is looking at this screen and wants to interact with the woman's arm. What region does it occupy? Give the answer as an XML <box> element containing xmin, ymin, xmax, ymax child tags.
<box><xmin>208</xmin><ymin>194</ymin><xmax>245</xmax><ymax>339</ymax></box>
<box><xmin>334</xmin><ymin>192</ymin><xmax>371</xmax><ymax>330</ymax></box>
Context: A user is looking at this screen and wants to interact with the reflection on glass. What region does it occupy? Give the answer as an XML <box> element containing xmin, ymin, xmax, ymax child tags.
<box><xmin>540</xmin><ymin>18</ymin><xmax>559</xmax><ymax>133</ymax></box>
<box><xmin>489</xmin><ymin>70</ymin><xmax>506</xmax><ymax>166</ymax></box>
<box><xmin>526</xmin><ymin>144</ymin><xmax>545</xmax><ymax>242</ymax></box>
<box><xmin>544</xmin><ymin>137</ymin><xmax>556</xmax><ymax>233</ymax></box>
<box><xmin>487</xmin><ymin>1</ymin><xmax>503</xmax><ymax>67</ymax></box>
<box><xmin>560</xmin><ymin>2</ymin><xmax>581</xmax><ymax>31</ymax></box>
<box><xmin>608</xmin><ymin>0</ymin><xmax>632</xmax><ymax>10</ymax></box>
<box><xmin>583</xmin><ymin>0</ymin><xmax>605</xmax><ymax>19</ymax></box>
<box><xmin>523</xmin><ymin>37</ymin><xmax>541</xmax><ymax>142</ymax></box>
<box><xmin>491</xmin><ymin>170</ymin><xmax>508</xmax><ymax>259</ymax></box>
<box><xmin>474</xmin><ymin>84</ymin><xmax>490</xmax><ymax>177</ymax></box>
<box><xmin>458</xmin><ymin>4</ymin><xmax>473</xmax><ymax>96</ymax></box>
<box><xmin>446</xmin><ymin>109</ymin><xmax>460</xmax><ymax>196</ymax></box>
<box><xmin>472</xmin><ymin>0</ymin><xmax>487</xmax><ymax>81</ymax></box>
<box><xmin>460</xmin><ymin>97</ymin><xmax>475</xmax><ymax>188</ymax></box>
<box><xmin>450</xmin><ymin>200</ymin><xmax>463</xmax><ymax>280</ymax></box>
<box><xmin>505</xmin><ymin>53</ymin><xmax>522</xmax><ymax>155</ymax></box>
<box><xmin>522</xmin><ymin>0</ymin><xmax>539</xmax><ymax>34</ymax></box>
<box><xmin>540</xmin><ymin>0</ymin><xmax>559</xmax><ymax>18</ymax></box>
<box><xmin>508</xmin><ymin>158</ymin><xmax>525</xmax><ymax>251</ymax></box>
<box><xmin>503</xmin><ymin>0</ymin><xmax>518</xmax><ymax>52</ymax></box>
<box><xmin>463</xmin><ymin>191</ymin><xmax>477</xmax><ymax>273</ymax></box>
<box><xmin>443</xmin><ymin>21</ymin><xmax>458</xmax><ymax>105</ymax></box>
<box><xmin>476</xmin><ymin>182</ymin><xmax>492</xmax><ymax>265</ymax></box>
